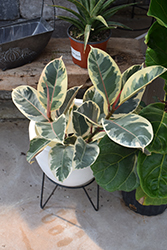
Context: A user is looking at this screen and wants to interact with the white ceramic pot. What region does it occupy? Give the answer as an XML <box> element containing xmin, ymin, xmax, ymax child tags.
<box><xmin>28</xmin><ymin>99</ymin><xmax>94</xmax><ymax>187</ymax></box>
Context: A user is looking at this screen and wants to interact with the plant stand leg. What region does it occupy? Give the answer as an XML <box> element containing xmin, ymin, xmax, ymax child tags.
<box><xmin>40</xmin><ymin>172</ymin><xmax>58</xmax><ymax>209</ymax></box>
<box><xmin>40</xmin><ymin>172</ymin><xmax>100</xmax><ymax>211</ymax></box>
<box><xmin>82</xmin><ymin>185</ymin><xmax>99</xmax><ymax>211</ymax></box>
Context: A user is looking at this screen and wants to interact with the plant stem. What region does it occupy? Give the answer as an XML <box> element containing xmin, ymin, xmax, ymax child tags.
<box><xmin>86</xmin><ymin>127</ymin><xmax>103</xmax><ymax>143</ymax></box>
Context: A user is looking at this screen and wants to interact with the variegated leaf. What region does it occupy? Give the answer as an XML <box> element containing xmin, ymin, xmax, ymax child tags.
<box><xmin>137</xmin><ymin>151</ymin><xmax>167</xmax><ymax>198</ymax></box>
<box><xmin>12</xmin><ymin>86</ymin><xmax>48</xmax><ymax>122</ymax></box>
<box><xmin>56</xmin><ymin>86</ymin><xmax>82</xmax><ymax>117</ymax></box>
<box><xmin>72</xmin><ymin>111</ymin><xmax>90</xmax><ymax>137</ymax></box>
<box><xmin>91</xmin><ymin>135</ymin><xmax>139</xmax><ymax>192</ymax></box>
<box><xmin>119</xmin><ymin>65</ymin><xmax>167</xmax><ymax>105</ymax></box>
<box><xmin>38</xmin><ymin>57</ymin><xmax>67</xmax><ymax>111</ymax></box>
<box><xmin>112</xmin><ymin>88</ymin><xmax>145</xmax><ymax>119</ymax></box>
<box><xmin>83</xmin><ymin>86</ymin><xmax>107</xmax><ymax>118</ymax></box>
<box><xmin>121</xmin><ymin>64</ymin><xmax>143</xmax><ymax>87</ymax></box>
<box><xmin>102</xmin><ymin>113</ymin><xmax>153</xmax><ymax>151</ymax></box>
<box><xmin>88</xmin><ymin>47</ymin><xmax>121</xmax><ymax>106</ymax></box>
<box><xmin>35</xmin><ymin>114</ymin><xmax>66</xmax><ymax>143</ymax></box>
<box><xmin>75</xmin><ymin>100</ymin><xmax>101</xmax><ymax>126</ymax></box>
<box><xmin>27</xmin><ymin>137</ymin><xmax>51</xmax><ymax>163</ymax></box>
<box><xmin>49</xmin><ymin>144</ymin><xmax>74</xmax><ymax>182</ymax></box>
<box><xmin>73</xmin><ymin>137</ymin><xmax>100</xmax><ymax>169</ymax></box>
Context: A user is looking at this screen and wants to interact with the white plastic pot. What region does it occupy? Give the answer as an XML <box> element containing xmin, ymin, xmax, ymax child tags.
<box><xmin>28</xmin><ymin>99</ymin><xmax>94</xmax><ymax>187</ymax></box>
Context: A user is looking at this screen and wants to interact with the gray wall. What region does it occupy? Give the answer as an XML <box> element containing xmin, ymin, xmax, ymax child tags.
<box><xmin>0</xmin><ymin>0</ymin><xmax>150</xmax><ymax>21</ymax></box>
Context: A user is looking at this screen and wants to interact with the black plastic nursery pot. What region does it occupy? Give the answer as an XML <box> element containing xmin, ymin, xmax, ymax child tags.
<box><xmin>122</xmin><ymin>190</ymin><xmax>167</xmax><ymax>216</ymax></box>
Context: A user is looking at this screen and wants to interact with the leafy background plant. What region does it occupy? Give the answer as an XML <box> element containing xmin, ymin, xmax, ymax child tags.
<box><xmin>53</xmin><ymin>0</ymin><xmax>134</xmax><ymax>50</ymax></box>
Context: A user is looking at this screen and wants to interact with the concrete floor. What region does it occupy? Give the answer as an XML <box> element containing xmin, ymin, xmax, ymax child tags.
<box><xmin>0</xmin><ymin>119</ymin><xmax>167</xmax><ymax>250</ymax></box>
<box><xmin>1</xmin><ymin>5</ymin><xmax>167</xmax><ymax>250</ymax></box>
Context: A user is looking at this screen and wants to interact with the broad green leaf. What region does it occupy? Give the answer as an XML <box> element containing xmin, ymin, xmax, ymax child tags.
<box><xmin>91</xmin><ymin>135</ymin><xmax>139</xmax><ymax>192</ymax></box>
<box><xmin>112</xmin><ymin>88</ymin><xmax>145</xmax><ymax>119</ymax></box>
<box><xmin>27</xmin><ymin>137</ymin><xmax>51</xmax><ymax>163</ymax></box>
<box><xmin>75</xmin><ymin>100</ymin><xmax>101</xmax><ymax>126</ymax></box>
<box><xmin>38</xmin><ymin>57</ymin><xmax>67</xmax><ymax>111</ymax></box>
<box><xmin>72</xmin><ymin>111</ymin><xmax>90</xmax><ymax>137</ymax></box>
<box><xmin>137</xmin><ymin>151</ymin><xmax>167</xmax><ymax>198</ymax></box>
<box><xmin>49</xmin><ymin>144</ymin><xmax>74</xmax><ymax>182</ymax></box>
<box><xmin>102</xmin><ymin>113</ymin><xmax>153</xmax><ymax>151</ymax></box>
<box><xmin>136</xmin><ymin>185</ymin><xmax>167</xmax><ymax>206</ymax></box>
<box><xmin>147</xmin><ymin>0</ymin><xmax>167</xmax><ymax>28</ymax></box>
<box><xmin>83</xmin><ymin>86</ymin><xmax>106</xmax><ymax>118</ymax></box>
<box><xmin>12</xmin><ymin>86</ymin><xmax>48</xmax><ymax>122</ymax></box>
<box><xmin>88</xmin><ymin>47</ymin><xmax>121</xmax><ymax>107</ymax></box>
<box><xmin>35</xmin><ymin>114</ymin><xmax>66</xmax><ymax>143</ymax></box>
<box><xmin>56</xmin><ymin>86</ymin><xmax>82</xmax><ymax>117</ymax></box>
<box><xmin>145</xmin><ymin>21</ymin><xmax>167</xmax><ymax>81</ymax></box>
<box><xmin>139</xmin><ymin>102</ymin><xmax>167</xmax><ymax>154</ymax></box>
<box><xmin>73</xmin><ymin>137</ymin><xmax>100</xmax><ymax>169</ymax></box>
<box><xmin>119</xmin><ymin>65</ymin><xmax>167</xmax><ymax>105</ymax></box>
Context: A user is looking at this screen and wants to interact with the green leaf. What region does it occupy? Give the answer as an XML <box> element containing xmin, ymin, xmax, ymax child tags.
<box><xmin>38</xmin><ymin>57</ymin><xmax>67</xmax><ymax>111</ymax></box>
<box><xmin>91</xmin><ymin>135</ymin><xmax>139</xmax><ymax>192</ymax></box>
<box><xmin>72</xmin><ymin>111</ymin><xmax>90</xmax><ymax>137</ymax></box>
<box><xmin>50</xmin><ymin>144</ymin><xmax>74</xmax><ymax>182</ymax></box>
<box><xmin>139</xmin><ymin>102</ymin><xmax>167</xmax><ymax>154</ymax></box>
<box><xmin>137</xmin><ymin>151</ymin><xmax>167</xmax><ymax>198</ymax></box>
<box><xmin>136</xmin><ymin>185</ymin><xmax>167</xmax><ymax>206</ymax></box>
<box><xmin>12</xmin><ymin>86</ymin><xmax>48</xmax><ymax>122</ymax></box>
<box><xmin>121</xmin><ymin>64</ymin><xmax>143</xmax><ymax>88</ymax></box>
<box><xmin>75</xmin><ymin>100</ymin><xmax>101</xmax><ymax>126</ymax></box>
<box><xmin>119</xmin><ymin>65</ymin><xmax>167</xmax><ymax>105</ymax></box>
<box><xmin>145</xmin><ymin>21</ymin><xmax>167</xmax><ymax>81</ymax></box>
<box><xmin>112</xmin><ymin>88</ymin><xmax>145</xmax><ymax>119</ymax></box>
<box><xmin>27</xmin><ymin>137</ymin><xmax>51</xmax><ymax>163</ymax></box>
<box><xmin>102</xmin><ymin>3</ymin><xmax>136</xmax><ymax>20</ymax></box>
<box><xmin>88</xmin><ymin>47</ymin><xmax>121</xmax><ymax>107</ymax></box>
<box><xmin>102</xmin><ymin>113</ymin><xmax>153</xmax><ymax>151</ymax></box>
<box><xmin>83</xmin><ymin>86</ymin><xmax>106</xmax><ymax>118</ymax></box>
<box><xmin>73</xmin><ymin>137</ymin><xmax>100</xmax><ymax>169</ymax></box>
<box><xmin>35</xmin><ymin>114</ymin><xmax>66</xmax><ymax>143</ymax></box>
<box><xmin>84</xmin><ymin>24</ymin><xmax>91</xmax><ymax>51</ymax></box>
<box><xmin>147</xmin><ymin>0</ymin><xmax>167</xmax><ymax>28</ymax></box>
<box><xmin>90</xmin><ymin>0</ymin><xmax>106</xmax><ymax>16</ymax></box>
<box><xmin>56</xmin><ymin>86</ymin><xmax>82</xmax><ymax>117</ymax></box>
<box><xmin>54</xmin><ymin>5</ymin><xmax>86</xmax><ymax>28</ymax></box>
<box><xmin>94</xmin><ymin>15</ymin><xmax>108</xmax><ymax>27</ymax></box>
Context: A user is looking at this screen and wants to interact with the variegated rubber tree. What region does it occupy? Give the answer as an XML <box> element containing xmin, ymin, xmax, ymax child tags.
<box><xmin>12</xmin><ymin>47</ymin><xmax>166</xmax><ymax>190</ymax></box>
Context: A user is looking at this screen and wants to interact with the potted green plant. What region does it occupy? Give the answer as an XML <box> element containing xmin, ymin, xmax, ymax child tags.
<box><xmin>53</xmin><ymin>0</ymin><xmax>134</xmax><ymax>68</ymax></box>
<box><xmin>12</xmin><ymin>47</ymin><xmax>166</xmax><ymax>197</ymax></box>
<box><xmin>90</xmin><ymin>1</ymin><xmax>167</xmax><ymax>215</ymax></box>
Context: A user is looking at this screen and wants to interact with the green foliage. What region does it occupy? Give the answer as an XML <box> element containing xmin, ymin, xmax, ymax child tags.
<box><xmin>145</xmin><ymin>0</ymin><xmax>167</xmax><ymax>81</ymax></box>
<box><xmin>12</xmin><ymin>47</ymin><xmax>166</xmax><ymax>189</ymax></box>
<box><xmin>53</xmin><ymin>0</ymin><xmax>134</xmax><ymax>50</ymax></box>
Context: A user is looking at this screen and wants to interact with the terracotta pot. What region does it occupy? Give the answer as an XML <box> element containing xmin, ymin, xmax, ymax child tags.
<box><xmin>122</xmin><ymin>190</ymin><xmax>167</xmax><ymax>216</ymax></box>
<box><xmin>28</xmin><ymin>99</ymin><xmax>94</xmax><ymax>187</ymax></box>
<box><xmin>67</xmin><ymin>25</ymin><xmax>111</xmax><ymax>69</ymax></box>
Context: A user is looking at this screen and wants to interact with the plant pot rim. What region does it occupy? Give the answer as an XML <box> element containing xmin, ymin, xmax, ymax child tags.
<box><xmin>67</xmin><ymin>24</ymin><xmax>112</xmax><ymax>45</ymax></box>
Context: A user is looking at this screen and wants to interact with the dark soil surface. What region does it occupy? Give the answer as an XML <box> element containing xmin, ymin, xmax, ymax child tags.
<box><xmin>68</xmin><ymin>25</ymin><xmax>112</xmax><ymax>42</ymax></box>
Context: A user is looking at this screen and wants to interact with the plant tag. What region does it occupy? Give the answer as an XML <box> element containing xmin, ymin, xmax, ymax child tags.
<box><xmin>71</xmin><ymin>47</ymin><xmax>81</xmax><ymax>61</ymax></box>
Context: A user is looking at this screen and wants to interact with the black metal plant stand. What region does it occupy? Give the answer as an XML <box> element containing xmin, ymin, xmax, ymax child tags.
<box><xmin>40</xmin><ymin>172</ymin><xmax>100</xmax><ymax>211</ymax></box>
